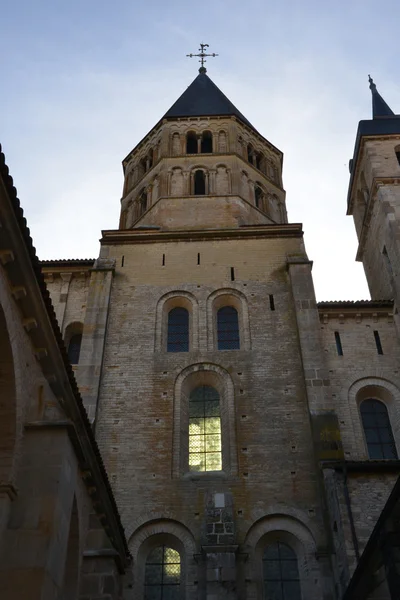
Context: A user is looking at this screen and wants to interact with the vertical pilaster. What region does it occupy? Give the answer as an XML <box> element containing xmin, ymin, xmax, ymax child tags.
<box><xmin>55</xmin><ymin>272</ymin><xmax>72</xmax><ymax>330</ymax></box>
<box><xmin>76</xmin><ymin>258</ymin><xmax>115</xmax><ymax>423</ymax></box>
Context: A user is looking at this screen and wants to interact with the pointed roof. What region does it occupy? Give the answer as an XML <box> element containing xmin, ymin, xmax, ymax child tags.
<box><xmin>163</xmin><ymin>71</ymin><xmax>253</xmax><ymax>128</ymax></box>
<box><xmin>369</xmin><ymin>75</ymin><xmax>395</xmax><ymax>118</ymax></box>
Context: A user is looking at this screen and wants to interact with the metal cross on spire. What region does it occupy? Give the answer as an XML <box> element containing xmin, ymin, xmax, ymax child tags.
<box><xmin>186</xmin><ymin>43</ymin><xmax>218</xmax><ymax>74</ymax></box>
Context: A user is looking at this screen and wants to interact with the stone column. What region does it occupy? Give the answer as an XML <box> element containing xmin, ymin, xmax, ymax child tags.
<box><xmin>76</xmin><ymin>258</ymin><xmax>115</xmax><ymax>423</ymax></box>
<box><xmin>209</xmin><ymin>170</ymin><xmax>216</xmax><ymax>195</ymax></box>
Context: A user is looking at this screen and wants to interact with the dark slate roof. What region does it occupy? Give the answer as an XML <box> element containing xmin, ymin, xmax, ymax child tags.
<box><xmin>318</xmin><ymin>300</ymin><xmax>393</xmax><ymax>308</ymax></box>
<box><xmin>369</xmin><ymin>76</ymin><xmax>395</xmax><ymax>118</ymax></box>
<box><xmin>347</xmin><ymin>79</ymin><xmax>400</xmax><ymax>212</ymax></box>
<box><xmin>163</xmin><ymin>71</ymin><xmax>254</xmax><ymax>128</ymax></box>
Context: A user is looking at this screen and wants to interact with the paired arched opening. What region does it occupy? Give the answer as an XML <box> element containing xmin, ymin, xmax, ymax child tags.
<box><xmin>64</xmin><ymin>322</ymin><xmax>83</xmax><ymax>365</ymax></box>
<box><xmin>186</xmin><ymin>131</ymin><xmax>213</xmax><ymax>155</ymax></box>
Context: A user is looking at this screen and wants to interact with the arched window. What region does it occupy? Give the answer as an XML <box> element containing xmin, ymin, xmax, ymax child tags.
<box><xmin>263</xmin><ymin>542</ymin><xmax>301</xmax><ymax>600</ymax></box>
<box><xmin>395</xmin><ymin>144</ymin><xmax>400</xmax><ymax>166</ymax></box>
<box><xmin>255</xmin><ymin>185</ymin><xmax>263</xmax><ymax>209</ymax></box>
<box><xmin>186</xmin><ymin>132</ymin><xmax>198</xmax><ymax>154</ymax></box>
<box><xmin>247</xmin><ymin>144</ymin><xmax>254</xmax><ymax>164</ymax></box>
<box><xmin>194</xmin><ymin>170</ymin><xmax>206</xmax><ymax>195</ymax></box>
<box><xmin>217</xmin><ymin>306</ymin><xmax>240</xmax><ymax>350</ymax></box>
<box><xmin>67</xmin><ymin>334</ymin><xmax>82</xmax><ymax>365</ymax></box>
<box><xmin>139</xmin><ymin>189</ymin><xmax>147</xmax><ymax>214</ymax></box>
<box><xmin>360</xmin><ymin>399</ymin><xmax>398</xmax><ymax>459</ymax></box>
<box><xmin>144</xmin><ymin>546</ymin><xmax>181</xmax><ymax>599</ymax></box>
<box><xmin>255</xmin><ymin>152</ymin><xmax>264</xmax><ymax>171</ymax></box>
<box><xmin>201</xmin><ymin>131</ymin><xmax>213</xmax><ymax>153</ymax></box>
<box><xmin>147</xmin><ymin>149</ymin><xmax>153</xmax><ymax>170</ymax></box>
<box><xmin>167</xmin><ymin>307</ymin><xmax>189</xmax><ymax>352</ymax></box>
<box><xmin>189</xmin><ymin>386</ymin><xmax>222</xmax><ymax>472</ymax></box>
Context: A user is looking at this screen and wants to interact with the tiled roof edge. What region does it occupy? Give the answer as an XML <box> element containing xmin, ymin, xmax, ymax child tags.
<box><xmin>0</xmin><ymin>143</ymin><xmax>129</xmax><ymax>559</ymax></box>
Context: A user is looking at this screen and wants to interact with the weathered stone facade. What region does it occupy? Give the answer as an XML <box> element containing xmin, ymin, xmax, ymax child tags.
<box><xmin>1</xmin><ymin>72</ymin><xmax>400</xmax><ymax>599</ymax></box>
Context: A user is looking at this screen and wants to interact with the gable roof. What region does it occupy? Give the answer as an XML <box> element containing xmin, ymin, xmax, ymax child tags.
<box><xmin>163</xmin><ymin>71</ymin><xmax>253</xmax><ymax>128</ymax></box>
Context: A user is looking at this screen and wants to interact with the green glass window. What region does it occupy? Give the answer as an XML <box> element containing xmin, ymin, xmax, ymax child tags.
<box><xmin>188</xmin><ymin>385</ymin><xmax>222</xmax><ymax>472</ymax></box>
<box><xmin>217</xmin><ymin>306</ymin><xmax>240</xmax><ymax>350</ymax></box>
<box><xmin>144</xmin><ymin>546</ymin><xmax>181</xmax><ymax>600</ymax></box>
<box><xmin>263</xmin><ymin>542</ymin><xmax>301</xmax><ymax>600</ymax></box>
<box><xmin>167</xmin><ymin>307</ymin><xmax>189</xmax><ymax>352</ymax></box>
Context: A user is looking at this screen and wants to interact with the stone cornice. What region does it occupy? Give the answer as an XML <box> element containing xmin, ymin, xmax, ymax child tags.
<box><xmin>101</xmin><ymin>223</ymin><xmax>303</xmax><ymax>245</ymax></box>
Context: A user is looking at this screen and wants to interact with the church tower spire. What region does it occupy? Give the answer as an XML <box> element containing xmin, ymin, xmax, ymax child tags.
<box><xmin>119</xmin><ymin>71</ymin><xmax>287</xmax><ymax>231</ymax></box>
<box><xmin>368</xmin><ymin>75</ymin><xmax>395</xmax><ymax>118</ymax></box>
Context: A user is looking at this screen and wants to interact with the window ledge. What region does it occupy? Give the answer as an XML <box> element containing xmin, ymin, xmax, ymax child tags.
<box><xmin>182</xmin><ymin>470</ymin><xmax>230</xmax><ymax>481</ymax></box>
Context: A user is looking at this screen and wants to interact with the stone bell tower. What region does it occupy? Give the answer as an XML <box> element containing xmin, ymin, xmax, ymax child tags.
<box><xmin>93</xmin><ymin>56</ymin><xmax>335</xmax><ymax>600</ymax></box>
<box><xmin>347</xmin><ymin>77</ymin><xmax>400</xmax><ymax>304</ymax></box>
<box><xmin>119</xmin><ymin>71</ymin><xmax>287</xmax><ymax>232</ymax></box>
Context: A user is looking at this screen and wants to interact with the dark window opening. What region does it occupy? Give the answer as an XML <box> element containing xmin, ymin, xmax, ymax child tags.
<box><xmin>217</xmin><ymin>306</ymin><xmax>240</xmax><ymax>350</ymax></box>
<box><xmin>147</xmin><ymin>149</ymin><xmax>153</xmax><ymax>169</ymax></box>
<box><xmin>167</xmin><ymin>307</ymin><xmax>189</xmax><ymax>352</ymax></box>
<box><xmin>139</xmin><ymin>189</ymin><xmax>147</xmax><ymax>214</ymax></box>
<box><xmin>121</xmin><ymin>255</ymin><xmax>124</xmax><ymax>267</ymax></box>
<box><xmin>186</xmin><ymin>132</ymin><xmax>198</xmax><ymax>154</ymax></box>
<box><xmin>67</xmin><ymin>334</ymin><xmax>82</xmax><ymax>365</ymax></box>
<box><xmin>144</xmin><ymin>546</ymin><xmax>181</xmax><ymax>600</ymax></box>
<box><xmin>255</xmin><ymin>186</ymin><xmax>263</xmax><ymax>209</ymax></box>
<box><xmin>374</xmin><ymin>330</ymin><xmax>383</xmax><ymax>355</ymax></box>
<box><xmin>255</xmin><ymin>152</ymin><xmax>263</xmax><ymax>170</ymax></box>
<box><xmin>263</xmin><ymin>542</ymin><xmax>301</xmax><ymax>600</ymax></box>
<box><xmin>201</xmin><ymin>131</ymin><xmax>213</xmax><ymax>153</ymax></box>
<box><xmin>194</xmin><ymin>170</ymin><xmax>206</xmax><ymax>195</ymax></box>
<box><xmin>197</xmin><ymin>253</ymin><xmax>200</xmax><ymax>265</ymax></box>
<box><xmin>247</xmin><ymin>145</ymin><xmax>253</xmax><ymax>164</ymax></box>
<box><xmin>162</xmin><ymin>253</ymin><xmax>165</xmax><ymax>266</ymax></box>
<box><xmin>395</xmin><ymin>145</ymin><xmax>400</xmax><ymax>166</ymax></box>
<box><xmin>335</xmin><ymin>331</ymin><xmax>343</xmax><ymax>356</ymax></box>
<box><xmin>361</xmin><ymin>399</ymin><xmax>398</xmax><ymax>459</ymax></box>
<box><xmin>269</xmin><ymin>294</ymin><xmax>275</xmax><ymax>311</ymax></box>
<box><xmin>230</xmin><ymin>267</ymin><xmax>235</xmax><ymax>281</ymax></box>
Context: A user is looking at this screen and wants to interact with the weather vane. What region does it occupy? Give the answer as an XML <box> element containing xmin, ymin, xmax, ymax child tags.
<box><xmin>186</xmin><ymin>43</ymin><xmax>218</xmax><ymax>73</ymax></box>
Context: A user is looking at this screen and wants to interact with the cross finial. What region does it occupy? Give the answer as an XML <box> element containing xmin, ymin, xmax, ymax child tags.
<box><xmin>368</xmin><ymin>74</ymin><xmax>377</xmax><ymax>92</ymax></box>
<box><xmin>186</xmin><ymin>43</ymin><xmax>218</xmax><ymax>73</ymax></box>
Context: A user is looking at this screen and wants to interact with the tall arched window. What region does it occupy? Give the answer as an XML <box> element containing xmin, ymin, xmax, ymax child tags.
<box><xmin>139</xmin><ymin>188</ymin><xmax>148</xmax><ymax>214</ymax></box>
<box><xmin>263</xmin><ymin>542</ymin><xmax>301</xmax><ymax>600</ymax></box>
<box><xmin>144</xmin><ymin>546</ymin><xmax>181</xmax><ymax>599</ymax></box>
<box><xmin>167</xmin><ymin>307</ymin><xmax>189</xmax><ymax>352</ymax></box>
<box><xmin>217</xmin><ymin>306</ymin><xmax>240</xmax><ymax>350</ymax></box>
<box><xmin>201</xmin><ymin>131</ymin><xmax>213</xmax><ymax>153</ymax></box>
<box><xmin>194</xmin><ymin>170</ymin><xmax>206</xmax><ymax>195</ymax></box>
<box><xmin>189</xmin><ymin>386</ymin><xmax>222</xmax><ymax>472</ymax></box>
<box><xmin>255</xmin><ymin>185</ymin><xmax>263</xmax><ymax>209</ymax></box>
<box><xmin>67</xmin><ymin>334</ymin><xmax>82</xmax><ymax>365</ymax></box>
<box><xmin>360</xmin><ymin>399</ymin><xmax>398</xmax><ymax>459</ymax></box>
<box><xmin>247</xmin><ymin>144</ymin><xmax>254</xmax><ymax>164</ymax></box>
<box><xmin>186</xmin><ymin>132</ymin><xmax>198</xmax><ymax>154</ymax></box>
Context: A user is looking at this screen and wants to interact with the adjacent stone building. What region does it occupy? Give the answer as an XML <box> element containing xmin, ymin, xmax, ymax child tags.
<box><xmin>1</xmin><ymin>67</ymin><xmax>400</xmax><ymax>599</ymax></box>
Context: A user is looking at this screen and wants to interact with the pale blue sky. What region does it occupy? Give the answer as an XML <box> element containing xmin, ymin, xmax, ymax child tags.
<box><xmin>1</xmin><ymin>0</ymin><xmax>399</xmax><ymax>299</ymax></box>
